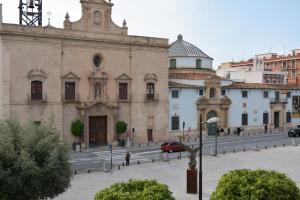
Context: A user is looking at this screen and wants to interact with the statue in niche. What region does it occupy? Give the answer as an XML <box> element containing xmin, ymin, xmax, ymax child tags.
<box><xmin>93</xmin><ymin>10</ymin><xmax>102</xmax><ymax>26</ymax></box>
<box><xmin>95</xmin><ymin>83</ymin><xmax>101</xmax><ymax>99</ymax></box>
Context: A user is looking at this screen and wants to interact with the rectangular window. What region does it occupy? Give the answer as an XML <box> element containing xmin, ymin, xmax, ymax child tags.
<box><xmin>283</xmin><ymin>62</ymin><xmax>287</xmax><ymax>69</ymax></box>
<box><xmin>291</xmin><ymin>70</ymin><xmax>296</xmax><ymax>78</ymax></box>
<box><xmin>275</xmin><ymin>91</ymin><xmax>280</xmax><ymax>101</ymax></box>
<box><xmin>292</xmin><ymin>61</ymin><xmax>296</xmax><ymax>68</ymax></box>
<box><xmin>34</xmin><ymin>121</ymin><xmax>41</xmax><ymax>126</ymax></box>
<box><xmin>286</xmin><ymin>112</ymin><xmax>292</xmax><ymax>123</ymax></box>
<box><xmin>221</xmin><ymin>90</ymin><xmax>226</xmax><ymax>96</ymax></box>
<box><xmin>31</xmin><ymin>81</ymin><xmax>43</xmax><ymax>100</ymax></box>
<box><xmin>119</xmin><ymin>83</ymin><xmax>128</xmax><ymax>100</ymax></box>
<box><xmin>146</xmin><ymin>83</ymin><xmax>155</xmax><ymax>100</ymax></box>
<box><xmin>263</xmin><ymin>91</ymin><xmax>269</xmax><ymax>98</ymax></box>
<box><xmin>65</xmin><ymin>82</ymin><xmax>76</xmax><ymax>101</ymax></box>
<box><xmin>171</xmin><ymin>116</ymin><xmax>180</xmax><ymax>131</ymax></box>
<box><xmin>171</xmin><ymin>90</ymin><xmax>179</xmax><ymax>98</ymax></box>
<box><xmin>242</xmin><ymin>91</ymin><xmax>248</xmax><ymax>98</ymax></box>
<box><xmin>242</xmin><ymin>113</ymin><xmax>248</xmax><ymax>126</ymax></box>
<box><xmin>199</xmin><ymin>89</ymin><xmax>203</xmax><ymax>96</ymax></box>
<box><xmin>170</xmin><ymin>59</ymin><xmax>176</xmax><ymax>68</ymax></box>
<box><xmin>263</xmin><ymin>113</ymin><xmax>269</xmax><ymax>125</ymax></box>
<box><xmin>287</xmin><ymin>91</ymin><xmax>291</xmax><ymax>98</ymax></box>
<box><xmin>196</xmin><ymin>59</ymin><xmax>202</xmax><ymax>69</ymax></box>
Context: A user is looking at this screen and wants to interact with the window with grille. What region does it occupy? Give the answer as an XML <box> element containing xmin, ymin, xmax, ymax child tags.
<box><xmin>287</xmin><ymin>91</ymin><xmax>291</xmax><ymax>98</ymax></box>
<box><xmin>199</xmin><ymin>89</ymin><xmax>203</xmax><ymax>96</ymax></box>
<box><xmin>31</xmin><ymin>81</ymin><xmax>43</xmax><ymax>100</ymax></box>
<box><xmin>242</xmin><ymin>113</ymin><xmax>248</xmax><ymax>126</ymax></box>
<box><xmin>196</xmin><ymin>59</ymin><xmax>202</xmax><ymax>68</ymax></box>
<box><xmin>146</xmin><ymin>83</ymin><xmax>155</xmax><ymax>100</ymax></box>
<box><xmin>286</xmin><ymin>112</ymin><xmax>292</xmax><ymax>123</ymax></box>
<box><xmin>65</xmin><ymin>82</ymin><xmax>75</xmax><ymax>100</ymax></box>
<box><xmin>263</xmin><ymin>91</ymin><xmax>269</xmax><ymax>98</ymax></box>
<box><xmin>242</xmin><ymin>91</ymin><xmax>248</xmax><ymax>98</ymax></box>
<box><xmin>263</xmin><ymin>113</ymin><xmax>269</xmax><ymax>124</ymax></box>
<box><xmin>119</xmin><ymin>83</ymin><xmax>128</xmax><ymax>100</ymax></box>
<box><xmin>172</xmin><ymin>90</ymin><xmax>179</xmax><ymax>98</ymax></box>
<box><xmin>171</xmin><ymin>116</ymin><xmax>180</xmax><ymax>130</ymax></box>
<box><xmin>221</xmin><ymin>90</ymin><xmax>226</xmax><ymax>96</ymax></box>
<box><xmin>169</xmin><ymin>59</ymin><xmax>176</xmax><ymax>68</ymax></box>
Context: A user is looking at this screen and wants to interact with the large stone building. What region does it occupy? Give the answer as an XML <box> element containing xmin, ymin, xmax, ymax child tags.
<box><xmin>0</xmin><ymin>0</ymin><xmax>169</xmax><ymax>147</ymax></box>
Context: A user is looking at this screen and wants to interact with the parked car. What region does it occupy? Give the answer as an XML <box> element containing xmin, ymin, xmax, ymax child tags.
<box><xmin>288</xmin><ymin>129</ymin><xmax>300</xmax><ymax>137</ymax></box>
<box><xmin>161</xmin><ymin>141</ymin><xmax>185</xmax><ymax>153</ymax></box>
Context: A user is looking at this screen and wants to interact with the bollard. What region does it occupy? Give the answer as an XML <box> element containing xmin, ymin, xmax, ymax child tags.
<box><xmin>283</xmin><ymin>144</ymin><xmax>285</xmax><ymax>147</ymax></box>
<box><xmin>88</xmin><ymin>169</ymin><xmax>90</xmax><ymax>174</ymax></box>
<box><xmin>122</xmin><ymin>162</ymin><xmax>125</xmax><ymax>166</ymax></box>
<box><xmin>139</xmin><ymin>144</ymin><xmax>141</xmax><ymax>147</ymax></box>
<box><xmin>192</xmin><ymin>145</ymin><xmax>194</xmax><ymax>148</ymax></box>
<box><xmin>152</xmin><ymin>159</ymin><xmax>155</xmax><ymax>163</ymax></box>
<box><xmin>177</xmin><ymin>156</ymin><xmax>180</xmax><ymax>160</ymax></box>
<box><xmin>265</xmin><ymin>146</ymin><xmax>267</xmax><ymax>150</ymax></box>
<box><xmin>274</xmin><ymin>144</ymin><xmax>277</xmax><ymax>148</ymax></box>
<box><xmin>195</xmin><ymin>138</ymin><xmax>197</xmax><ymax>142</ymax></box>
<box><xmin>223</xmin><ymin>151</ymin><xmax>226</xmax><ymax>154</ymax></box>
<box><xmin>233</xmin><ymin>150</ymin><xmax>236</xmax><ymax>153</ymax></box>
<box><xmin>75</xmin><ymin>170</ymin><xmax>77</xmax><ymax>175</ymax></box>
<box><xmin>138</xmin><ymin>160</ymin><xmax>140</xmax><ymax>165</ymax></box>
<box><xmin>118</xmin><ymin>165</ymin><xmax>120</xmax><ymax>170</ymax></box>
<box><xmin>243</xmin><ymin>148</ymin><xmax>246</xmax><ymax>152</ymax></box>
<box><xmin>156</xmin><ymin>142</ymin><xmax>158</xmax><ymax>145</ymax></box>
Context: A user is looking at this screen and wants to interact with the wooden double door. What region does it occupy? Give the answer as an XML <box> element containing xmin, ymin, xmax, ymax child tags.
<box><xmin>89</xmin><ymin>116</ymin><xmax>108</xmax><ymax>146</ymax></box>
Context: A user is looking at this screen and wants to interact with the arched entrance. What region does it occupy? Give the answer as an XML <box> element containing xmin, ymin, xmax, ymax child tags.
<box><xmin>207</xmin><ymin>111</ymin><xmax>217</xmax><ymax>136</ymax></box>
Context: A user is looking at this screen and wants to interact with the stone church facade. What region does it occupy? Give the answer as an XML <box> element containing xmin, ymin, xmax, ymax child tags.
<box><xmin>0</xmin><ymin>0</ymin><xmax>169</xmax><ymax>146</ymax></box>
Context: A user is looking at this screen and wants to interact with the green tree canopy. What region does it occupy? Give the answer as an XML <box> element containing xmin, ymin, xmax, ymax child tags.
<box><xmin>71</xmin><ymin>119</ymin><xmax>84</xmax><ymax>137</ymax></box>
<box><xmin>116</xmin><ymin>121</ymin><xmax>127</xmax><ymax>135</ymax></box>
<box><xmin>0</xmin><ymin>120</ymin><xmax>72</xmax><ymax>200</ymax></box>
<box><xmin>95</xmin><ymin>179</ymin><xmax>175</xmax><ymax>200</ymax></box>
<box><xmin>210</xmin><ymin>169</ymin><xmax>300</xmax><ymax>200</ymax></box>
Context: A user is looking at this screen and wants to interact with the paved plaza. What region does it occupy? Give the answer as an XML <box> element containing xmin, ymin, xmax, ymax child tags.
<box><xmin>55</xmin><ymin>146</ymin><xmax>300</xmax><ymax>200</ymax></box>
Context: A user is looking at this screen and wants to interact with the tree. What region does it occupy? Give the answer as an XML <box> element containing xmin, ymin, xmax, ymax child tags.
<box><xmin>210</xmin><ymin>169</ymin><xmax>300</xmax><ymax>200</ymax></box>
<box><xmin>0</xmin><ymin>120</ymin><xmax>72</xmax><ymax>200</ymax></box>
<box><xmin>116</xmin><ymin>121</ymin><xmax>127</xmax><ymax>136</ymax></box>
<box><xmin>71</xmin><ymin>119</ymin><xmax>84</xmax><ymax>144</ymax></box>
<box><xmin>95</xmin><ymin>179</ymin><xmax>175</xmax><ymax>200</ymax></box>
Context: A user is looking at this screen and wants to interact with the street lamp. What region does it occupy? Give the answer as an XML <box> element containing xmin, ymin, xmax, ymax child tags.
<box><xmin>199</xmin><ymin>116</ymin><xmax>221</xmax><ymax>200</ymax></box>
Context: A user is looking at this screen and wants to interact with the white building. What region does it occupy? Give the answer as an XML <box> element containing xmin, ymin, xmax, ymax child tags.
<box><xmin>168</xmin><ymin>37</ymin><xmax>300</xmax><ymax>136</ymax></box>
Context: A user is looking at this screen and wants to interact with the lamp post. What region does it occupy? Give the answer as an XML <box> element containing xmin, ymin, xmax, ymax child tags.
<box><xmin>199</xmin><ymin>116</ymin><xmax>221</xmax><ymax>200</ymax></box>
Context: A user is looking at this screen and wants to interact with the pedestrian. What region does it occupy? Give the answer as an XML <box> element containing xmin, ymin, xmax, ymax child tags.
<box><xmin>125</xmin><ymin>151</ymin><xmax>130</xmax><ymax>166</ymax></box>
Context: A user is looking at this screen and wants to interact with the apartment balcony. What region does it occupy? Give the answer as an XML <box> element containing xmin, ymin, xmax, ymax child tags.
<box><xmin>270</xmin><ymin>98</ymin><xmax>288</xmax><ymax>104</ymax></box>
<box><xmin>144</xmin><ymin>93</ymin><xmax>159</xmax><ymax>103</ymax></box>
<box><xmin>28</xmin><ymin>93</ymin><xmax>47</xmax><ymax>104</ymax></box>
<box><xmin>63</xmin><ymin>93</ymin><xmax>80</xmax><ymax>103</ymax></box>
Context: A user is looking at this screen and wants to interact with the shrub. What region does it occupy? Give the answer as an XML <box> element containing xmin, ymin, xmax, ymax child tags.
<box><xmin>0</xmin><ymin>120</ymin><xmax>72</xmax><ymax>200</ymax></box>
<box><xmin>95</xmin><ymin>179</ymin><xmax>175</xmax><ymax>200</ymax></box>
<box><xmin>116</xmin><ymin>121</ymin><xmax>127</xmax><ymax>135</ymax></box>
<box><xmin>210</xmin><ymin>169</ymin><xmax>300</xmax><ymax>200</ymax></box>
<box><xmin>71</xmin><ymin>119</ymin><xmax>84</xmax><ymax>137</ymax></box>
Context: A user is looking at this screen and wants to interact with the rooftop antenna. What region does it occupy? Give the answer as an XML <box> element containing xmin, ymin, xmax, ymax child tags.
<box><xmin>19</xmin><ymin>0</ymin><xmax>43</xmax><ymax>26</ymax></box>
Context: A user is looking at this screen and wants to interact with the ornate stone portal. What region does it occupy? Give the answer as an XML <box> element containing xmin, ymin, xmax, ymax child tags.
<box><xmin>196</xmin><ymin>75</ymin><xmax>232</xmax><ymax>134</ymax></box>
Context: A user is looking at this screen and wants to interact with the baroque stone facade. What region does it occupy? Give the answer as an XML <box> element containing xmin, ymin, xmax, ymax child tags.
<box><xmin>0</xmin><ymin>0</ymin><xmax>169</xmax><ymax>146</ymax></box>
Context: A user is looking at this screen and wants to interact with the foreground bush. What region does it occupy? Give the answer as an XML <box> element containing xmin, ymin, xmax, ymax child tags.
<box><xmin>95</xmin><ymin>179</ymin><xmax>175</xmax><ymax>200</ymax></box>
<box><xmin>0</xmin><ymin>120</ymin><xmax>72</xmax><ymax>200</ymax></box>
<box><xmin>210</xmin><ymin>169</ymin><xmax>300</xmax><ymax>200</ymax></box>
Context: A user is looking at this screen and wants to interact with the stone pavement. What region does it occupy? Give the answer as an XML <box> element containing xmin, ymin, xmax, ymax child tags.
<box><xmin>55</xmin><ymin>146</ymin><xmax>300</xmax><ymax>200</ymax></box>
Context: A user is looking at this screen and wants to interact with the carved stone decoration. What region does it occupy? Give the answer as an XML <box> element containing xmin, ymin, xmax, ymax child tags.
<box><xmin>144</xmin><ymin>73</ymin><xmax>158</xmax><ymax>82</ymax></box>
<box><xmin>183</xmin><ymin>144</ymin><xmax>200</xmax><ymax>170</ymax></box>
<box><xmin>27</xmin><ymin>69</ymin><xmax>48</xmax><ymax>81</ymax></box>
<box><xmin>93</xmin><ymin>10</ymin><xmax>102</xmax><ymax>26</ymax></box>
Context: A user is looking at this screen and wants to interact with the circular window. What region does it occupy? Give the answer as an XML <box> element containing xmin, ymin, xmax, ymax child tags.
<box><xmin>93</xmin><ymin>54</ymin><xmax>102</xmax><ymax>68</ymax></box>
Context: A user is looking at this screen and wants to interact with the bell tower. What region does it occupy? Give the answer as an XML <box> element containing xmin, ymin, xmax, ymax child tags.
<box><xmin>19</xmin><ymin>0</ymin><xmax>42</xmax><ymax>26</ymax></box>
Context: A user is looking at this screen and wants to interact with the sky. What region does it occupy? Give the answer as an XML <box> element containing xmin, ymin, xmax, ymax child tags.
<box><xmin>0</xmin><ymin>0</ymin><xmax>299</xmax><ymax>68</ymax></box>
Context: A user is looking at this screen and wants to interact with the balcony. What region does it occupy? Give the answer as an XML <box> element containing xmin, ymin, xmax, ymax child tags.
<box><xmin>270</xmin><ymin>98</ymin><xmax>288</xmax><ymax>104</ymax></box>
<box><xmin>28</xmin><ymin>93</ymin><xmax>47</xmax><ymax>103</ymax></box>
<box><xmin>145</xmin><ymin>93</ymin><xmax>159</xmax><ymax>102</ymax></box>
<box><xmin>117</xmin><ymin>93</ymin><xmax>132</xmax><ymax>102</ymax></box>
<box><xmin>64</xmin><ymin>93</ymin><xmax>80</xmax><ymax>103</ymax></box>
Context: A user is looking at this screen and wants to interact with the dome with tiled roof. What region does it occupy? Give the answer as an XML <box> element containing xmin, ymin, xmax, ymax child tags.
<box><xmin>169</xmin><ymin>34</ymin><xmax>212</xmax><ymax>58</ymax></box>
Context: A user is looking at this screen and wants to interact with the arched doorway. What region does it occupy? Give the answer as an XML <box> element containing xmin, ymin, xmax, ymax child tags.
<box><xmin>207</xmin><ymin>111</ymin><xmax>217</xmax><ymax>136</ymax></box>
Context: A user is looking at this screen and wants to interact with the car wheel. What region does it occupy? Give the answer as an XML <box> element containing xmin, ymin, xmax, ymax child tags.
<box><xmin>169</xmin><ymin>149</ymin><xmax>173</xmax><ymax>153</ymax></box>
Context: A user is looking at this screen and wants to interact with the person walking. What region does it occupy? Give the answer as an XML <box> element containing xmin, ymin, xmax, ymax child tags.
<box><xmin>125</xmin><ymin>151</ymin><xmax>130</xmax><ymax>166</ymax></box>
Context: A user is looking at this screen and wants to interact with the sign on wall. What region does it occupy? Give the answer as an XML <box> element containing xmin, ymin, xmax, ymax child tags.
<box><xmin>292</xmin><ymin>96</ymin><xmax>300</xmax><ymax>118</ymax></box>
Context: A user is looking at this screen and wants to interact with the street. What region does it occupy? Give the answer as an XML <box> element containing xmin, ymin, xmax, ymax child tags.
<box><xmin>70</xmin><ymin>132</ymin><xmax>300</xmax><ymax>173</ymax></box>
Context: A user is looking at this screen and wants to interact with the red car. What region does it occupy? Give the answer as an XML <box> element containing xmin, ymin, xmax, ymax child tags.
<box><xmin>161</xmin><ymin>141</ymin><xmax>185</xmax><ymax>153</ymax></box>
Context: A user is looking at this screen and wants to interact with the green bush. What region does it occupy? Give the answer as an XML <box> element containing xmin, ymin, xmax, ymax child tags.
<box><xmin>95</xmin><ymin>179</ymin><xmax>175</xmax><ymax>200</ymax></box>
<box><xmin>71</xmin><ymin>119</ymin><xmax>84</xmax><ymax>137</ymax></box>
<box><xmin>116</xmin><ymin>121</ymin><xmax>127</xmax><ymax>135</ymax></box>
<box><xmin>0</xmin><ymin>120</ymin><xmax>72</xmax><ymax>200</ymax></box>
<box><xmin>210</xmin><ymin>169</ymin><xmax>300</xmax><ymax>200</ymax></box>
